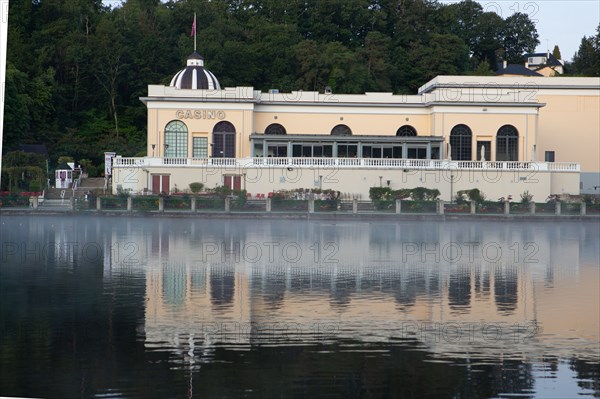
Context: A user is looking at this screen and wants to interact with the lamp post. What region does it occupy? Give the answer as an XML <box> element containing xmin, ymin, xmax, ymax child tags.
<box><xmin>450</xmin><ymin>173</ymin><xmax>455</xmax><ymax>203</ymax></box>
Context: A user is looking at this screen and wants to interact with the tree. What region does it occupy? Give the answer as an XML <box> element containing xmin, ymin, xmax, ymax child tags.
<box><xmin>502</xmin><ymin>13</ymin><xmax>539</xmax><ymax>63</ymax></box>
<box><xmin>473</xmin><ymin>61</ymin><xmax>495</xmax><ymax>76</ymax></box>
<box><xmin>361</xmin><ymin>31</ymin><xmax>393</xmax><ymax>91</ymax></box>
<box><xmin>91</xmin><ymin>14</ymin><xmax>126</xmax><ymax>139</ymax></box>
<box><xmin>552</xmin><ymin>45</ymin><xmax>562</xmax><ymax>60</ymax></box>
<box><xmin>571</xmin><ymin>36</ymin><xmax>600</xmax><ymax>76</ymax></box>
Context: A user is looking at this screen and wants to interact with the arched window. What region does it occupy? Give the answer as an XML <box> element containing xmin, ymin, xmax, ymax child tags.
<box><xmin>212</xmin><ymin>121</ymin><xmax>236</xmax><ymax>158</ymax></box>
<box><xmin>496</xmin><ymin>125</ymin><xmax>519</xmax><ymax>161</ymax></box>
<box><xmin>449</xmin><ymin>124</ymin><xmax>472</xmax><ymax>161</ymax></box>
<box><xmin>164</xmin><ymin>120</ymin><xmax>188</xmax><ymax>157</ymax></box>
<box><xmin>396</xmin><ymin>125</ymin><xmax>417</xmax><ymax>137</ymax></box>
<box><xmin>264</xmin><ymin>123</ymin><xmax>287</xmax><ymax>135</ymax></box>
<box><xmin>331</xmin><ymin>124</ymin><xmax>352</xmax><ymax>136</ymax></box>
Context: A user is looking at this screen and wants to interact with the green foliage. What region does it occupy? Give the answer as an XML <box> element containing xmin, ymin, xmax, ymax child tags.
<box><xmin>456</xmin><ymin>188</ymin><xmax>486</xmax><ymax>204</ymax></box>
<box><xmin>473</xmin><ymin>61</ymin><xmax>494</xmax><ymax>76</ymax></box>
<box><xmin>502</xmin><ymin>13</ymin><xmax>539</xmax><ymax>63</ymax></box>
<box><xmin>57</xmin><ymin>156</ymin><xmax>74</xmax><ymax>166</ymax></box>
<box><xmin>29</xmin><ymin>181</ymin><xmax>41</xmax><ymax>192</ymax></box>
<box><xmin>571</xmin><ymin>27</ymin><xmax>600</xmax><ymax>76</ymax></box>
<box><xmin>210</xmin><ymin>185</ymin><xmax>233</xmax><ymax>198</ymax></box>
<box><xmin>410</xmin><ymin>187</ymin><xmax>441</xmax><ymax>201</ymax></box>
<box><xmin>369</xmin><ymin>187</ymin><xmax>394</xmax><ymax>201</ymax></box>
<box><xmin>3</xmin><ymin>151</ymin><xmax>47</xmax><ymax>170</ymax></box>
<box><xmin>520</xmin><ymin>190</ymin><xmax>534</xmax><ymax>204</ymax></box>
<box><xmin>1</xmin><ymin>166</ymin><xmax>44</xmax><ymax>192</ymax></box>
<box><xmin>552</xmin><ymin>45</ymin><xmax>562</xmax><ymax>60</ymax></box>
<box><xmin>370</xmin><ymin>187</ymin><xmax>439</xmax><ymax>202</ymax></box>
<box><xmin>189</xmin><ymin>182</ymin><xmax>205</xmax><ymax>194</ymax></box>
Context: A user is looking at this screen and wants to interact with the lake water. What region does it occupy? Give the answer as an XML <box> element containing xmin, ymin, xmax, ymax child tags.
<box><xmin>1</xmin><ymin>216</ymin><xmax>598</xmax><ymax>398</ymax></box>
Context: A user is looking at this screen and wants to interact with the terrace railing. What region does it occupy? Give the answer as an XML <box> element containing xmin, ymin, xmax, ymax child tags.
<box><xmin>112</xmin><ymin>157</ymin><xmax>580</xmax><ymax>172</ymax></box>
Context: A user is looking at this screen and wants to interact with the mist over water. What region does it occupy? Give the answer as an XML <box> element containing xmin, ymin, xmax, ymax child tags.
<box><xmin>1</xmin><ymin>216</ymin><xmax>599</xmax><ymax>398</ymax></box>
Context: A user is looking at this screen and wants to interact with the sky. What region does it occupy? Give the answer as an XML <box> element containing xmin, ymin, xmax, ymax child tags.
<box><xmin>101</xmin><ymin>0</ymin><xmax>599</xmax><ymax>62</ymax></box>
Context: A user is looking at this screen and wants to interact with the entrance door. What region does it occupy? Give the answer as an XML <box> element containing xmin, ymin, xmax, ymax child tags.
<box><xmin>223</xmin><ymin>175</ymin><xmax>242</xmax><ymax>191</ymax></box>
<box><xmin>477</xmin><ymin>141</ymin><xmax>491</xmax><ymax>161</ymax></box>
<box><xmin>152</xmin><ymin>175</ymin><xmax>170</xmax><ymax>194</ymax></box>
<box><xmin>161</xmin><ymin>175</ymin><xmax>170</xmax><ymax>194</ymax></box>
<box><xmin>152</xmin><ymin>175</ymin><xmax>160</xmax><ymax>194</ymax></box>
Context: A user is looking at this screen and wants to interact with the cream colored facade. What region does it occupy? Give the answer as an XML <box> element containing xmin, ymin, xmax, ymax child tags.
<box><xmin>111</xmin><ymin>74</ymin><xmax>600</xmax><ymax>198</ymax></box>
<box><xmin>419</xmin><ymin>76</ymin><xmax>600</xmax><ymax>173</ymax></box>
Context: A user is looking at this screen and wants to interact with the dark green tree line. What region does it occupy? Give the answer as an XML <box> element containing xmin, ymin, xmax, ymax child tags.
<box><xmin>4</xmin><ymin>0</ymin><xmax>545</xmax><ymax>164</ymax></box>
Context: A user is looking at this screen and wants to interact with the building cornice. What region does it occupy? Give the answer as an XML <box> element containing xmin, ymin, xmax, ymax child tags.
<box><xmin>140</xmin><ymin>96</ymin><xmax>544</xmax><ymax>109</ymax></box>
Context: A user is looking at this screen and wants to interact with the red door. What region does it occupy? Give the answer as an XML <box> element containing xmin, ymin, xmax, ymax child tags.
<box><xmin>233</xmin><ymin>176</ymin><xmax>241</xmax><ymax>191</ymax></box>
<box><xmin>161</xmin><ymin>175</ymin><xmax>170</xmax><ymax>194</ymax></box>
<box><xmin>152</xmin><ymin>175</ymin><xmax>160</xmax><ymax>194</ymax></box>
<box><xmin>224</xmin><ymin>176</ymin><xmax>232</xmax><ymax>189</ymax></box>
<box><xmin>152</xmin><ymin>175</ymin><xmax>170</xmax><ymax>194</ymax></box>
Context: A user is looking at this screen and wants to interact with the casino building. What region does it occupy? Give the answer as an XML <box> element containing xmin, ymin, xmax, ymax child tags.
<box><xmin>111</xmin><ymin>51</ymin><xmax>600</xmax><ymax>200</ymax></box>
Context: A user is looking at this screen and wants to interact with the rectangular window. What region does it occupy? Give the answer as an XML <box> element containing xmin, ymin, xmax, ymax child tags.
<box><xmin>192</xmin><ymin>137</ymin><xmax>208</xmax><ymax>158</ymax></box>
<box><xmin>545</xmin><ymin>151</ymin><xmax>555</xmax><ymax>162</ymax></box>
<box><xmin>361</xmin><ymin>146</ymin><xmax>372</xmax><ymax>158</ymax></box>
<box><xmin>393</xmin><ymin>146</ymin><xmax>403</xmax><ymax>159</ymax></box>
<box><xmin>267</xmin><ymin>144</ymin><xmax>287</xmax><ymax>157</ymax></box>
<box><xmin>407</xmin><ymin>147</ymin><xmax>427</xmax><ymax>159</ymax></box>
<box><xmin>292</xmin><ymin>145</ymin><xmax>302</xmax><ymax>157</ymax></box>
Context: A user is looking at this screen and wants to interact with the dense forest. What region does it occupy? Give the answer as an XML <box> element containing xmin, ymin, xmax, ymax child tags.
<box><xmin>3</xmin><ymin>0</ymin><xmax>600</xmax><ymax>169</ymax></box>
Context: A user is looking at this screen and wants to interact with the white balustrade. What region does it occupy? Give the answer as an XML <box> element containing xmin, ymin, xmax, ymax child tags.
<box><xmin>112</xmin><ymin>157</ymin><xmax>580</xmax><ymax>172</ymax></box>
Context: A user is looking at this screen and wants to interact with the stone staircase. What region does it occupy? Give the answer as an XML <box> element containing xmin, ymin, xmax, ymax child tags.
<box><xmin>39</xmin><ymin>199</ymin><xmax>72</xmax><ymax>210</ymax></box>
<box><xmin>78</xmin><ymin>177</ymin><xmax>107</xmax><ymax>197</ymax></box>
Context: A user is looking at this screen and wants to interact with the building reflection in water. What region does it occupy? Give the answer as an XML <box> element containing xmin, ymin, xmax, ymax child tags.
<box><xmin>96</xmin><ymin>219</ymin><xmax>599</xmax><ymax>365</ymax></box>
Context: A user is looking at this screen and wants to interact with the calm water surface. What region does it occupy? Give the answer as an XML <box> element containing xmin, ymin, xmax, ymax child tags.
<box><xmin>0</xmin><ymin>216</ymin><xmax>599</xmax><ymax>398</ymax></box>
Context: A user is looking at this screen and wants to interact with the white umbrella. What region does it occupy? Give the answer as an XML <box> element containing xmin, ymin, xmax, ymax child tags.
<box><xmin>480</xmin><ymin>144</ymin><xmax>486</xmax><ymax>161</ymax></box>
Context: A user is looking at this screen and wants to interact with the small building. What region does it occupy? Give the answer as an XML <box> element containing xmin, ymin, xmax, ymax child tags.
<box><xmin>523</xmin><ymin>52</ymin><xmax>565</xmax><ymax>76</ymax></box>
<box><xmin>55</xmin><ymin>162</ymin><xmax>74</xmax><ymax>189</ymax></box>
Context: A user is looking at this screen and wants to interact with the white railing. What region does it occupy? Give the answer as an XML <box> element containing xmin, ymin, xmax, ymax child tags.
<box><xmin>112</xmin><ymin>157</ymin><xmax>580</xmax><ymax>172</ymax></box>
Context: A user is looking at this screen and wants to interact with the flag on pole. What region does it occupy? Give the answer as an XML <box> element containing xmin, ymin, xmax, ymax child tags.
<box><xmin>190</xmin><ymin>14</ymin><xmax>196</xmax><ymax>37</ymax></box>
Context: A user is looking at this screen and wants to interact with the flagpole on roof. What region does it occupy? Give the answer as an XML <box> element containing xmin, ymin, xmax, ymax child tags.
<box><xmin>194</xmin><ymin>13</ymin><xmax>197</xmax><ymax>52</ymax></box>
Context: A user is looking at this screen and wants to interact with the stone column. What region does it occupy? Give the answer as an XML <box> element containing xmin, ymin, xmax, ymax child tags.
<box><xmin>470</xmin><ymin>201</ymin><xmax>476</xmax><ymax>214</ymax></box>
<box><xmin>309</xmin><ymin>199</ymin><xmax>315</xmax><ymax>214</ymax></box>
<box><xmin>191</xmin><ymin>197</ymin><xmax>196</xmax><ymax>212</ymax></box>
<box><xmin>437</xmin><ymin>200</ymin><xmax>444</xmax><ymax>215</ymax></box>
<box><xmin>127</xmin><ymin>197</ymin><xmax>132</xmax><ymax>211</ymax></box>
<box><xmin>555</xmin><ymin>201</ymin><xmax>561</xmax><ymax>216</ymax></box>
<box><xmin>225</xmin><ymin>197</ymin><xmax>231</xmax><ymax>213</ymax></box>
<box><xmin>352</xmin><ymin>198</ymin><xmax>358</xmax><ymax>214</ymax></box>
<box><xmin>96</xmin><ymin>197</ymin><xmax>102</xmax><ymax>211</ymax></box>
<box><xmin>32</xmin><ymin>196</ymin><xmax>39</xmax><ymax>209</ymax></box>
<box><xmin>529</xmin><ymin>202</ymin><xmax>536</xmax><ymax>215</ymax></box>
<box><xmin>580</xmin><ymin>201</ymin><xmax>586</xmax><ymax>216</ymax></box>
<box><xmin>504</xmin><ymin>200</ymin><xmax>510</xmax><ymax>216</ymax></box>
<box><xmin>395</xmin><ymin>199</ymin><xmax>401</xmax><ymax>214</ymax></box>
<box><xmin>266</xmin><ymin>198</ymin><xmax>272</xmax><ymax>212</ymax></box>
<box><xmin>158</xmin><ymin>197</ymin><xmax>164</xmax><ymax>212</ymax></box>
<box><xmin>70</xmin><ymin>197</ymin><xmax>75</xmax><ymax>210</ymax></box>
